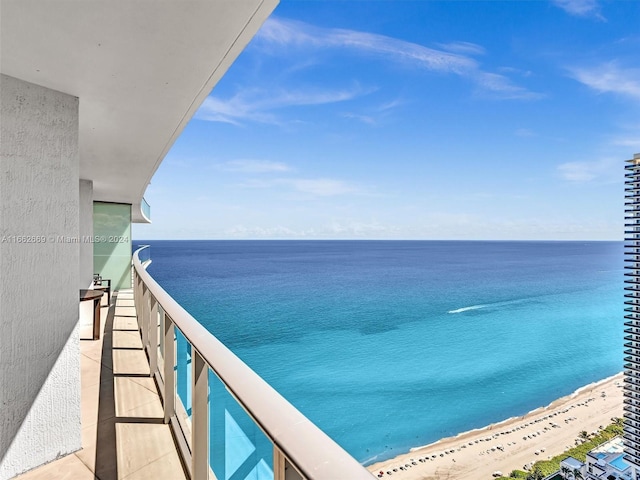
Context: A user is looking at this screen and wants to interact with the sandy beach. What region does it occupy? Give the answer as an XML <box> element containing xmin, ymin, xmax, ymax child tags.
<box><xmin>367</xmin><ymin>373</ymin><xmax>624</xmax><ymax>480</ymax></box>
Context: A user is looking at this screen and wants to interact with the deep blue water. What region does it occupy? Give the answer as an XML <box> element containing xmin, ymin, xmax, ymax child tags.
<box><xmin>141</xmin><ymin>240</ymin><xmax>623</xmax><ymax>465</ymax></box>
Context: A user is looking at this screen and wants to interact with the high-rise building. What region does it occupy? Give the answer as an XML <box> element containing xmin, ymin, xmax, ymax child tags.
<box><xmin>624</xmin><ymin>152</ymin><xmax>640</xmax><ymax>472</ymax></box>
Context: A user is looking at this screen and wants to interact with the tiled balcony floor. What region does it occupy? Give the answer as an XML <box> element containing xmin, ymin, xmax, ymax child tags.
<box><xmin>16</xmin><ymin>289</ymin><xmax>187</xmax><ymax>480</ymax></box>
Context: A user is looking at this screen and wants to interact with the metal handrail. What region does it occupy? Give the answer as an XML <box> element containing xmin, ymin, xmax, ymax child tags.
<box><xmin>132</xmin><ymin>246</ymin><xmax>374</xmax><ymax>480</ymax></box>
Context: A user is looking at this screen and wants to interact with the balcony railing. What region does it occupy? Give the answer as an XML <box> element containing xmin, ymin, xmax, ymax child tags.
<box><xmin>141</xmin><ymin>197</ymin><xmax>151</xmax><ymax>221</ymax></box>
<box><xmin>132</xmin><ymin>246</ymin><xmax>373</xmax><ymax>480</ymax></box>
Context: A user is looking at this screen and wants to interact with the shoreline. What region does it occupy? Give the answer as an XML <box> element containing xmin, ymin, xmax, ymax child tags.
<box><xmin>367</xmin><ymin>373</ymin><xmax>624</xmax><ymax>480</ymax></box>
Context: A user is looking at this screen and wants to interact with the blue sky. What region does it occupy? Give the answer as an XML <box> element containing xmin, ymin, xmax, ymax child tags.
<box><xmin>134</xmin><ymin>0</ymin><xmax>640</xmax><ymax>240</ymax></box>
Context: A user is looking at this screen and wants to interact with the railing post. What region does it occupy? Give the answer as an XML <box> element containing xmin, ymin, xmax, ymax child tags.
<box><xmin>163</xmin><ymin>313</ymin><xmax>175</xmax><ymax>424</ymax></box>
<box><xmin>133</xmin><ymin>272</ymin><xmax>139</xmax><ymax>316</ymax></box>
<box><xmin>141</xmin><ymin>283</ymin><xmax>149</xmax><ymax>351</ymax></box>
<box><xmin>274</xmin><ymin>447</ymin><xmax>285</xmax><ymax>480</ymax></box>
<box><xmin>192</xmin><ymin>350</ymin><xmax>209</xmax><ymax>480</ymax></box>
<box><xmin>149</xmin><ymin>295</ymin><xmax>158</xmax><ymax>375</ymax></box>
<box><xmin>274</xmin><ymin>447</ymin><xmax>304</xmax><ymax>480</ymax></box>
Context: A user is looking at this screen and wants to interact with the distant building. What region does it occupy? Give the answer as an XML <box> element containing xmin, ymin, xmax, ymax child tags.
<box><xmin>625</xmin><ymin>153</ymin><xmax>640</xmax><ymax>479</ymax></box>
<box><xmin>559</xmin><ymin>437</ymin><xmax>633</xmax><ymax>480</ymax></box>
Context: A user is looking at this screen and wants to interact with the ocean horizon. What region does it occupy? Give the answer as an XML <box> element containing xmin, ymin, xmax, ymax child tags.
<box><xmin>140</xmin><ymin>240</ymin><xmax>623</xmax><ymax>465</ymax></box>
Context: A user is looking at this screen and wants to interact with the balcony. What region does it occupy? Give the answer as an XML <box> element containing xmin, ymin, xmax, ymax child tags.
<box><xmin>16</xmin><ymin>247</ymin><xmax>373</xmax><ymax>479</ymax></box>
<box><xmin>129</xmin><ymin>246</ymin><xmax>373</xmax><ymax>480</ymax></box>
<box><xmin>15</xmin><ymin>289</ymin><xmax>186</xmax><ymax>480</ymax></box>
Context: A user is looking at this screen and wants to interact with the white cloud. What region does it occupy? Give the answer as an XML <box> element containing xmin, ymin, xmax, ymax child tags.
<box><xmin>217</xmin><ymin>160</ymin><xmax>291</xmax><ymax>173</ymax></box>
<box><xmin>437</xmin><ymin>41</ymin><xmax>486</xmax><ymax>56</ymax></box>
<box><xmin>224</xmin><ymin>225</ymin><xmax>300</xmax><ymax>238</ymax></box>
<box><xmin>552</xmin><ymin>0</ymin><xmax>605</xmax><ymax>20</ymax></box>
<box><xmin>196</xmin><ymin>85</ymin><xmax>371</xmax><ymax>125</ymax></box>
<box><xmin>341</xmin><ymin>112</ymin><xmax>377</xmax><ymax>125</ymax></box>
<box><xmin>570</xmin><ymin>62</ymin><xmax>640</xmax><ymax>101</ymax></box>
<box><xmin>341</xmin><ymin>98</ymin><xmax>405</xmax><ymax>125</ymax></box>
<box><xmin>611</xmin><ymin>136</ymin><xmax>640</xmax><ymax>150</ymax></box>
<box><xmin>557</xmin><ymin>157</ymin><xmax>620</xmax><ymax>183</ymax></box>
<box><xmin>475</xmin><ymin>72</ymin><xmax>543</xmax><ymax>100</ymax></box>
<box><xmin>237</xmin><ymin>176</ymin><xmax>364</xmax><ymax>197</ymax></box>
<box><xmin>498</xmin><ymin>66</ymin><xmax>532</xmax><ymax>77</ymax></box>
<box><xmin>254</xmin><ymin>17</ymin><xmax>540</xmax><ymax>100</ymax></box>
<box><xmin>196</xmin><ymin>18</ymin><xmax>543</xmax><ymax>126</ymax></box>
<box><xmin>285</xmin><ymin>178</ymin><xmax>359</xmax><ymax>196</ymax></box>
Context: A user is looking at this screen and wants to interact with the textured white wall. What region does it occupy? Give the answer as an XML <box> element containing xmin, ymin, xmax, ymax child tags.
<box><xmin>79</xmin><ymin>179</ymin><xmax>94</xmax><ymax>288</ymax></box>
<box><xmin>0</xmin><ymin>75</ymin><xmax>81</xmax><ymax>479</ymax></box>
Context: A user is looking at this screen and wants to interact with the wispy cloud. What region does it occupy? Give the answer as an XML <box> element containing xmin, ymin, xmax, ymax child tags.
<box><xmin>216</xmin><ymin>159</ymin><xmax>291</xmax><ymax>173</ymax></box>
<box><xmin>474</xmin><ymin>72</ymin><xmax>542</xmax><ymax>100</ymax></box>
<box><xmin>197</xmin><ymin>85</ymin><xmax>369</xmax><ymax>125</ymax></box>
<box><xmin>342</xmin><ymin>98</ymin><xmax>405</xmax><ymax>125</ymax></box>
<box><xmin>570</xmin><ymin>62</ymin><xmax>640</xmax><ymax>101</ymax></box>
<box><xmin>238</xmin><ymin>176</ymin><xmax>364</xmax><ymax>197</ymax></box>
<box><xmin>551</xmin><ymin>0</ymin><xmax>605</xmax><ymax>20</ymax></box>
<box><xmin>557</xmin><ymin>157</ymin><xmax>619</xmax><ymax>183</ymax></box>
<box><xmin>610</xmin><ymin>135</ymin><xmax>640</xmax><ymax>151</ymax></box>
<box><xmin>437</xmin><ymin>41</ymin><xmax>486</xmax><ymax>56</ymax></box>
<box><xmin>255</xmin><ymin>17</ymin><xmax>541</xmax><ymax>100</ymax></box>
<box><xmin>198</xmin><ymin>17</ymin><xmax>541</xmax><ymax>126</ymax></box>
<box><xmin>498</xmin><ymin>66</ymin><xmax>532</xmax><ymax>78</ymax></box>
<box><xmin>341</xmin><ymin>112</ymin><xmax>377</xmax><ymax>125</ymax></box>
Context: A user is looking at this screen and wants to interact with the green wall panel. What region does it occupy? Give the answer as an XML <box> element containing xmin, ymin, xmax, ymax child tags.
<box><xmin>93</xmin><ymin>202</ymin><xmax>132</xmax><ymax>290</ymax></box>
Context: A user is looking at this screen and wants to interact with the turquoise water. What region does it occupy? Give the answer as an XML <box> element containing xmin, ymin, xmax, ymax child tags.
<box><xmin>144</xmin><ymin>240</ymin><xmax>623</xmax><ymax>464</ymax></box>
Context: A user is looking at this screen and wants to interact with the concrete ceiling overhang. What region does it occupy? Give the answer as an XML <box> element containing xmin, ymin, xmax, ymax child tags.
<box><xmin>1</xmin><ymin>0</ymin><xmax>278</xmax><ymax>222</ymax></box>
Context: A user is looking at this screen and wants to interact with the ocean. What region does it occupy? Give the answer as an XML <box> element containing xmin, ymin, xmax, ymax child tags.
<box><xmin>142</xmin><ymin>240</ymin><xmax>623</xmax><ymax>465</ymax></box>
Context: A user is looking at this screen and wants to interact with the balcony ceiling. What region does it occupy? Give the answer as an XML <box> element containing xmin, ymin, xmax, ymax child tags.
<box><xmin>0</xmin><ymin>0</ymin><xmax>277</xmax><ymax>221</ymax></box>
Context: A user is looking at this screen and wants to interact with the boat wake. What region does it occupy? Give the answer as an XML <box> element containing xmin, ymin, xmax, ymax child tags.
<box><xmin>447</xmin><ymin>305</ymin><xmax>487</xmax><ymax>314</ymax></box>
<box><xmin>448</xmin><ymin>298</ymin><xmax>533</xmax><ymax>314</ymax></box>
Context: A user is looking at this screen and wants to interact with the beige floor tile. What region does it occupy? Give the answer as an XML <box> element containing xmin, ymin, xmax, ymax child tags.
<box><xmin>115</xmin><ymin>306</ymin><xmax>137</xmax><ymax>318</ymax></box>
<box><xmin>113</xmin><ymin>316</ymin><xmax>139</xmax><ymax>331</ymax></box>
<box><xmin>80</xmin><ymin>336</ymin><xmax>105</xmax><ymax>363</ymax></box>
<box><xmin>122</xmin><ymin>397</ymin><xmax>165</xmax><ymax>419</ymax></box>
<box><xmin>79</xmin><ymin>323</ymin><xmax>97</xmax><ymax>341</ymax></box>
<box><xmin>113</xmin><ymin>329</ymin><xmax>144</xmax><ymax>349</ymax></box>
<box><xmin>75</xmin><ymin>419</ymin><xmax>118</xmax><ymax>480</ymax></box>
<box><xmin>114</xmin><ymin>377</ymin><xmax>160</xmax><ymax>416</ymax></box>
<box><xmin>122</xmin><ymin>450</ymin><xmax>187</xmax><ymax>480</ymax></box>
<box><xmin>112</xmin><ymin>349</ymin><xmax>150</xmax><ymax>376</ymax></box>
<box><xmin>118</xmin><ymin>298</ymin><xmax>136</xmax><ymax>309</ymax></box>
<box><xmin>16</xmin><ymin>453</ymin><xmax>95</xmax><ymax>480</ymax></box>
<box><xmin>80</xmin><ymin>353</ymin><xmax>111</xmax><ymax>388</ymax></box>
<box><xmin>128</xmin><ymin>373</ymin><xmax>162</xmax><ymax>393</ymax></box>
<box><xmin>115</xmin><ymin>423</ymin><xmax>179</xmax><ymax>478</ymax></box>
<box><xmin>81</xmin><ymin>377</ymin><xmax>116</xmax><ymax>427</ymax></box>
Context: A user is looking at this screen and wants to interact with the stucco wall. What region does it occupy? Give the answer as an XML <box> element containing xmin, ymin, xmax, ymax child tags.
<box><xmin>0</xmin><ymin>74</ymin><xmax>81</xmax><ymax>479</ymax></box>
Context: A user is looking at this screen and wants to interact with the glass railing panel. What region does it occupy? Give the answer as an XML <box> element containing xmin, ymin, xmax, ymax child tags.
<box><xmin>176</xmin><ymin>328</ymin><xmax>193</xmax><ymax>446</ymax></box>
<box><xmin>141</xmin><ymin>197</ymin><xmax>151</xmax><ymax>221</ymax></box>
<box><xmin>208</xmin><ymin>368</ymin><xmax>274</xmax><ymax>480</ymax></box>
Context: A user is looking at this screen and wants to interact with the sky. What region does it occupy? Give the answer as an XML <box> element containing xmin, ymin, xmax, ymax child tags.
<box><xmin>133</xmin><ymin>0</ymin><xmax>640</xmax><ymax>241</ymax></box>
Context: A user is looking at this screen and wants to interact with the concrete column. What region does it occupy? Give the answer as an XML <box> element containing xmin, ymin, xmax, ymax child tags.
<box><xmin>79</xmin><ymin>179</ymin><xmax>94</xmax><ymax>288</ymax></box>
<box><xmin>0</xmin><ymin>74</ymin><xmax>81</xmax><ymax>479</ymax></box>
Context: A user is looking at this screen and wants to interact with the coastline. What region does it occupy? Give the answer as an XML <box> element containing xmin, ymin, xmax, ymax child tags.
<box><xmin>367</xmin><ymin>373</ymin><xmax>624</xmax><ymax>480</ymax></box>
